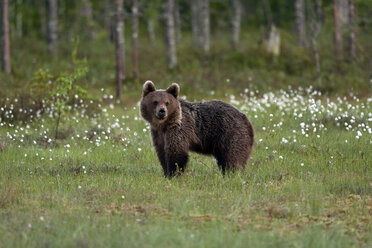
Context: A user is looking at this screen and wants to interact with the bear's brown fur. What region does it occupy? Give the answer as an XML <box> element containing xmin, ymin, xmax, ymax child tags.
<box><xmin>140</xmin><ymin>81</ymin><xmax>254</xmax><ymax>178</ymax></box>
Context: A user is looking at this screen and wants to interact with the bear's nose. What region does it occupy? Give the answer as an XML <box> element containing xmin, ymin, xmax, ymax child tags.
<box><xmin>157</xmin><ymin>108</ymin><xmax>166</xmax><ymax>118</ymax></box>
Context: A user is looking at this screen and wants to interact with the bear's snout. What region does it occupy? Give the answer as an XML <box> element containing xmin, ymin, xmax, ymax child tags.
<box><xmin>157</xmin><ymin>108</ymin><xmax>166</xmax><ymax>119</ymax></box>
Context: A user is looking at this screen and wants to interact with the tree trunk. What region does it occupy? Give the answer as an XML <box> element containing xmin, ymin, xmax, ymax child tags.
<box><xmin>348</xmin><ymin>0</ymin><xmax>356</xmax><ymax>59</ymax></box>
<box><xmin>165</xmin><ymin>0</ymin><xmax>177</xmax><ymax>69</ymax></box>
<box><xmin>309</xmin><ymin>0</ymin><xmax>324</xmax><ymax>80</ymax></box>
<box><xmin>311</xmin><ymin>37</ymin><xmax>321</xmax><ymax>79</ymax></box>
<box><xmin>147</xmin><ymin>19</ymin><xmax>155</xmax><ymax>44</ymax></box>
<box><xmin>46</xmin><ymin>0</ymin><xmax>58</xmax><ymax>55</ymax></box>
<box><xmin>132</xmin><ymin>0</ymin><xmax>139</xmax><ymax>79</ymax></box>
<box><xmin>201</xmin><ymin>0</ymin><xmax>210</xmax><ymax>52</ymax></box>
<box><xmin>295</xmin><ymin>0</ymin><xmax>307</xmax><ymax>47</ymax></box>
<box><xmin>1</xmin><ymin>0</ymin><xmax>11</xmax><ymax>74</ymax></box>
<box><xmin>232</xmin><ymin>0</ymin><xmax>242</xmax><ymax>50</ymax></box>
<box><xmin>307</xmin><ymin>0</ymin><xmax>324</xmax><ymax>81</ymax></box>
<box><xmin>115</xmin><ymin>0</ymin><xmax>125</xmax><ymax>100</ymax></box>
<box><xmin>338</xmin><ymin>0</ymin><xmax>349</xmax><ymax>27</ymax></box>
<box><xmin>333</xmin><ymin>0</ymin><xmax>343</xmax><ymax>59</ymax></box>
<box><xmin>265</xmin><ymin>24</ymin><xmax>280</xmax><ymax>56</ymax></box>
<box><xmin>191</xmin><ymin>0</ymin><xmax>200</xmax><ymax>47</ymax></box>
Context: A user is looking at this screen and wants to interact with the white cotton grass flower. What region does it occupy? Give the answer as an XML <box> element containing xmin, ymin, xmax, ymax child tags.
<box><xmin>281</xmin><ymin>137</ymin><xmax>288</xmax><ymax>144</ymax></box>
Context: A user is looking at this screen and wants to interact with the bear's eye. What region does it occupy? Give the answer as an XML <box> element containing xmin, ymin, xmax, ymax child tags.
<box><xmin>153</xmin><ymin>101</ymin><xmax>158</xmax><ymax>106</ymax></box>
<box><xmin>165</xmin><ymin>102</ymin><xmax>169</xmax><ymax>106</ymax></box>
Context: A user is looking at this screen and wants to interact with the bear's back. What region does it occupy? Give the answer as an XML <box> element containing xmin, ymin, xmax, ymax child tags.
<box><xmin>180</xmin><ymin>99</ymin><xmax>252</xmax><ymax>154</ymax></box>
<box><xmin>192</xmin><ymin>100</ymin><xmax>248</xmax><ymax>127</ymax></box>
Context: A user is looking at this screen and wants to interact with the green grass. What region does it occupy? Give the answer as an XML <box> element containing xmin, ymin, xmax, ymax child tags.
<box><xmin>0</xmin><ymin>88</ymin><xmax>371</xmax><ymax>247</ymax></box>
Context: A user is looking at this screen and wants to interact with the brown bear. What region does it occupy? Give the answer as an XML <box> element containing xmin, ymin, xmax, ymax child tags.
<box><xmin>140</xmin><ymin>81</ymin><xmax>254</xmax><ymax>178</ymax></box>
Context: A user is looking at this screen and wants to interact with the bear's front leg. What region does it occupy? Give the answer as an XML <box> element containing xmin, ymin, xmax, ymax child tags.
<box><xmin>164</xmin><ymin>131</ymin><xmax>189</xmax><ymax>178</ymax></box>
<box><xmin>151</xmin><ymin>129</ymin><xmax>167</xmax><ymax>174</ymax></box>
<box><xmin>165</xmin><ymin>150</ymin><xmax>188</xmax><ymax>178</ymax></box>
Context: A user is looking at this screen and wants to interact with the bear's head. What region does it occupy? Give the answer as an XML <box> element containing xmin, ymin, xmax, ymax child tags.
<box><xmin>140</xmin><ymin>81</ymin><xmax>182</xmax><ymax>128</ymax></box>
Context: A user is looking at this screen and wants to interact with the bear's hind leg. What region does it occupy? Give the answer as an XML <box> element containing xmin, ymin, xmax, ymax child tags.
<box><xmin>214</xmin><ymin>148</ymin><xmax>243</xmax><ymax>175</ymax></box>
<box><xmin>215</xmin><ymin>155</ymin><xmax>227</xmax><ymax>175</ymax></box>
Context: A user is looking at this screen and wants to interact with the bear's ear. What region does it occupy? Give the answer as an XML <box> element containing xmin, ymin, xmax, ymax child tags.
<box><xmin>142</xmin><ymin>80</ymin><xmax>156</xmax><ymax>97</ymax></box>
<box><xmin>166</xmin><ymin>83</ymin><xmax>179</xmax><ymax>99</ymax></box>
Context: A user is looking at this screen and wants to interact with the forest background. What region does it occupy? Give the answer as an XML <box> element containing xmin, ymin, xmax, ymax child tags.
<box><xmin>1</xmin><ymin>0</ymin><xmax>371</xmax><ymax>99</ymax></box>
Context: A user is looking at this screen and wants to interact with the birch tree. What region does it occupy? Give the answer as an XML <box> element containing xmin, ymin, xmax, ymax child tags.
<box><xmin>46</xmin><ymin>0</ymin><xmax>58</xmax><ymax>55</ymax></box>
<box><xmin>333</xmin><ymin>0</ymin><xmax>357</xmax><ymax>60</ymax></box>
<box><xmin>132</xmin><ymin>0</ymin><xmax>139</xmax><ymax>79</ymax></box>
<box><xmin>191</xmin><ymin>0</ymin><xmax>201</xmax><ymax>47</ymax></box>
<box><xmin>232</xmin><ymin>0</ymin><xmax>242</xmax><ymax>50</ymax></box>
<box><xmin>1</xmin><ymin>0</ymin><xmax>11</xmax><ymax>74</ymax></box>
<box><xmin>266</xmin><ymin>25</ymin><xmax>280</xmax><ymax>56</ymax></box>
<box><xmin>165</xmin><ymin>0</ymin><xmax>177</xmax><ymax>68</ymax></box>
<box><xmin>295</xmin><ymin>0</ymin><xmax>307</xmax><ymax>47</ymax></box>
<box><xmin>146</xmin><ymin>18</ymin><xmax>155</xmax><ymax>44</ymax></box>
<box><xmin>308</xmin><ymin>0</ymin><xmax>325</xmax><ymax>80</ymax></box>
<box><xmin>201</xmin><ymin>0</ymin><xmax>210</xmax><ymax>52</ymax></box>
<box><xmin>262</xmin><ymin>0</ymin><xmax>280</xmax><ymax>56</ymax></box>
<box><xmin>115</xmin><ymin>0</ymin><xmax>125</xmax><ymax>100</ymax></box>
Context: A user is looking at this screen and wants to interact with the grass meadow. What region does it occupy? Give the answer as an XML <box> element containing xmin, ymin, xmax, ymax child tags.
<box><xmin>0</xmin><ymin>86</ymin><xmax>371</xmax><ymax>247</ymax></box>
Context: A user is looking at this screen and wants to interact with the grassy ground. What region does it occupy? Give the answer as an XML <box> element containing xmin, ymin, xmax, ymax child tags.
<box><xmin>0</xmin><ymin>86</ymin><xmax>371</xmax><ymax>247</ymax></box>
